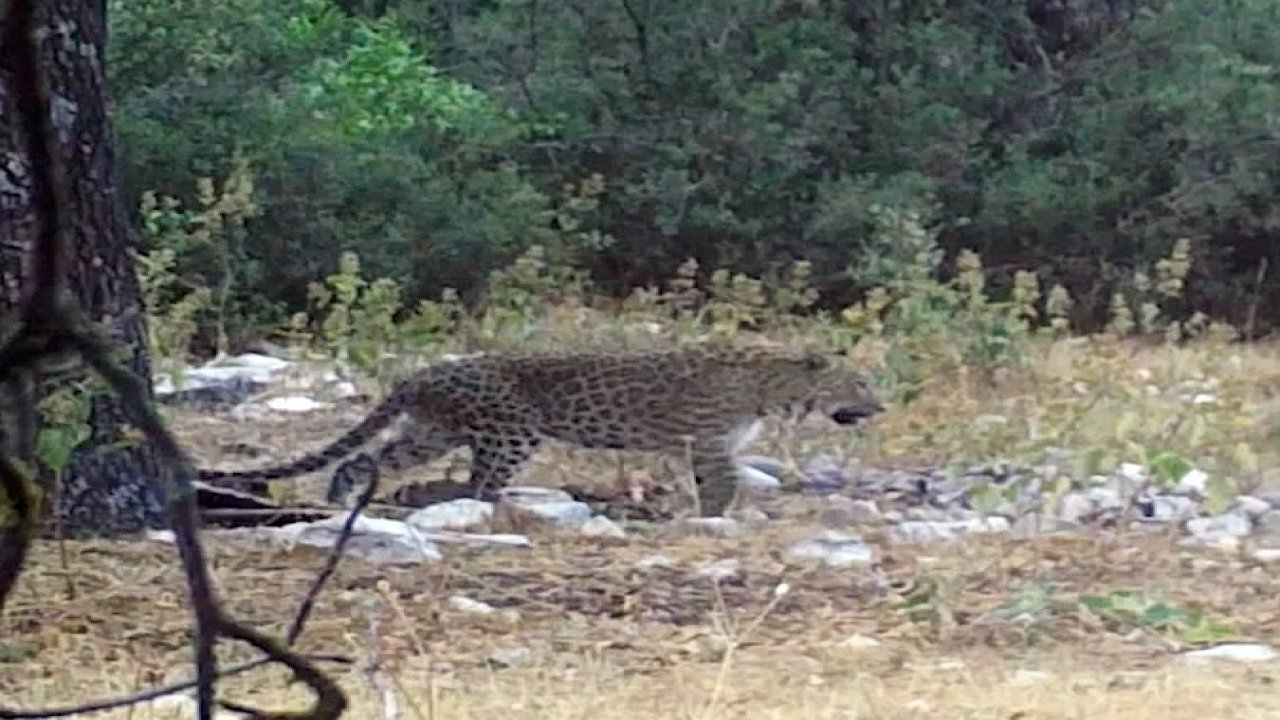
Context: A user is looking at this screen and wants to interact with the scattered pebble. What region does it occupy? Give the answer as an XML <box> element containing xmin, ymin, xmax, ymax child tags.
<box><xmin>784</xmin><ymin>530</ymin><xmax>874</xmax><ymax>567</ymax></box>
<box><xmin>448</xmin><ymin>595</ymin><xmax>497</xmax><ymax>615</ymax></box>
<box><xmin>579</xmin><ymin>515</ymin><xmax>627</xmax><ymax>538</ymax></box>
<box><xmin>672</xmin><ymin>517</ymin><xmax>743</xmax><ymax>538</ymax></box>
<box><xmin>486</xmin><ymin>647</ymin><xmax>536</xmax><ymax>668</ymax></box>
<box><xmin>692</xmin><ymin>558</ymin><xmax>741</xmax><ymax>583</ymax></box>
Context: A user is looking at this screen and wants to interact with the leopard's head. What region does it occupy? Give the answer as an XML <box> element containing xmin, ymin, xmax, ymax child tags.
<box><xmin>758</xmin><ymin>350</ymin><xmax>885</xmax><ymax>425</ymax></box>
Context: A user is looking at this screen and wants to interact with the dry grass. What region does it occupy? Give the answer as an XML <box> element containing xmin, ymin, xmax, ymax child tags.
<box><xmin>6</xmin><ymin>336</ymin><xmax>1280</xmax><ymax>717</ymax></box>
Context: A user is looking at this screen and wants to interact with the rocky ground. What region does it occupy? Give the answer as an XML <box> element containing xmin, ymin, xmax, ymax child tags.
<box><xmin>5</xmin><ymin>349</ymin><xmax>1280</xmax><ymax>718</ymax></box>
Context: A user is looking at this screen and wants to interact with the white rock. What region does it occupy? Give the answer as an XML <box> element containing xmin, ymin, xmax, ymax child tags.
<box><xmin>579</xmin><ymin>515</ymin><xmax>626</xmax><ymax>538</ymax></box>
<box><xmin>448</xmin><ymin>595</ymin><xmax>496</xmax><ymax>615</ymax></box>
<box><xmin>1084</xmin><ymin>487</ymin><xmax>1123</xmax><ymax>510</ymax></box>
<box><xmin>739</xmin><ymin>454</ymin><xmax>786</xmax><ymax>479</ymax></box>
<box><xmin>216</xmin><ymin>352</ymin><xmax>293</xmax><ymax>371</ymax></box>
<box><xmin>1251</xmin><ymin>548</ymin><xmax>1280</xmax><ymax>563</ymax></box>
<box><xmin>1117</xmin><ymin>462</ymin><xmax>1148</xmax><ymax>483</ymax></box>
<box><xmin>498</xmin><ymin>486</ymin><xmax>593</xmax><ymax>525</ymax></box>
<box><xmin>146</xmin><ymin>529</ymin><xmax>176</xmax><ymax>544</ymax></box>
<box><xmin>736</xmin><ymin>464</ymin><xmax>783</xmax><ymax>489</ymax></box>
<box><xmin>406</xmin><ymin>499</ymin><xmax>495</xmax><ymax>531</ymax></box>
<box><xmin>417</xmin><ymin>530</ymin><xmax>532</xmax><ymax>548</ymax></box>
<box><xmin>784</xmin><ymin>531</ymin><xmax>874</xmax><ymax>567</ymax></box>
<box><xmin>514</xmin><ymin>500</ymin><xmax>595</xmax><ymax>526</ymax></box>
<box><xmin>692</xmin><ymin>559</ymin><xmax>740</xmax><ymax>582</ymax></box>
<box><xmin>674</xmin><ymin>517</ymin><xmax>742</xmax><ymax>538</ymax></box>
<box><xmin>332</xmin><ymin>381</ymin><xmax>361</xmax><ymax>398</ymax></box>
<box><xmin>837</xmin><ymin>634</ymin><xmax>882</xmax><ymax>650</ymax></box>
<box><xmin>1176</xmin><ymin>468</ymin><xmax>1210</xmax><ymax>495</ymax></box>
<box><xmin>1008</xmin><ymin>669</ymin><xmax>1053</xmax><ymax>686</ymax></box>
<box><xmin>142</xmin><ymin>693</ymin><xmax>243</xmax><ymax>720</ymax></box>
<box><xmin>733</xmin><ymin>507</ymin><xmax>770</xmax><ymax>523</ymax></box>
<box><xmin>263</xmin><ymin>395</ymin><xmax>331</xmax><ymax>413</ymax></box>
<box><xmin>274</xmin><ymin>513</ymin><xmax>443</xmax><ymax>564</ymax></box>
<box><xmin>635</xmin><ymin>554</ymin><xmax>675</xmax><ymax>570</ymax></box>
<box><xmin>948</xmin><ymin>516</ymin><xmax>1010</xmax><ymax>534</ymax></box>
<box><xmin>1056</xmin><ymin>492</ymin><xmax>1097</xmax><ymax>523</ymax></box>
<box><xmin>1181</xmin><ymin>643</ymin><xmax>1279</xmax><ymax>664</ymax></box>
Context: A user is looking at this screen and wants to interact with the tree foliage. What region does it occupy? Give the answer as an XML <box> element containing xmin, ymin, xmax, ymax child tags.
<box><xmin>107</xmin><ymin>0</ymin><xmax>1280</xmax><ymax>345</ymax></box>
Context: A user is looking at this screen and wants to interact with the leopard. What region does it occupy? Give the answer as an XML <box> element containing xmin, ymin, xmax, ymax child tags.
<box><xmin>196</xmin><ymin>342</ymin><xmax>885</xmax><ymax>517</ymax></box>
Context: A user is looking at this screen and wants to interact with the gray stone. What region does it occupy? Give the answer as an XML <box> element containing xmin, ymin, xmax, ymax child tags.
<box><xmin>498</xmin><ymin>486</ymin><xmax>593</xmax><ymax>526</ymax></box>
<box><xmin>635</xmin><ymin>554</ymin><xmax>676</xmax><ymax>570</ymax></box>
<box><xmin>1148</xmin><ymin>495</ymin><xmax>1199</xmax><ymax>522</ymax></box>
<box><xmin>783</xmin><ymin>530</ymin><xmax>874</xmax><ymax>567</ymax></box>
<box><xmin>486</xmin><ymin>647</ymin><xmax>535</xmax><ymax>668</ymax></box>
<box><xmin>1056</xmin><ymin>492</ymin><xmax>1097</xmax><ymax>524</ymax></box>
<box><xmin>1234</xmin><ymin>495</ymin><xmax>1273</xmax><ymax>519</ymax></box>
<box><xmin>579</xmin><ymin>515</ymin><xmax>626</xmax><ymax>538</ymax></box>
<box><xmin>885</xmin><ymin>516</ymin><xmax>1011</xmax><ymax>544</ymax></box>
<box><xmin>284</xmin><ymin>513</ymin><xmax>443</xmax><ymax>564</ymax></box>
<box><xmin>1012</xmin><ymin>514</ymin><xmax>1082</xmax><ymax>536</ymax></box>
<box><xmin>406</xmin><ymin>499</ymin><xmax>494</xmax><ymax>531</ymax></box>
<box><xmin>692</xmin><ymin>558</ymin><xmax>741</xmax><ymax>582</ymax></box>
<box><xmin>673</xmin><ymin>516</ymin><xmax>743</xmax><ymax>538</ymax></box>
<box><xmin>821</xmin><ymin>496</ymin><xmax>883</xmax><ymax>526</ymax></box>
<box><xmin>1256</xmin><ymin>509</ymin><xmax>1280</xmax><ymax>535</ymax></box>
<box><xmin>1186</xmin><ymin>513</ymin><xmax>1252</xmax><ymax>541</ymax></box>
<box><xmin>800</xmin><ymin>454</ymin><xmax>848</xmax><ymax>491</ymax></box>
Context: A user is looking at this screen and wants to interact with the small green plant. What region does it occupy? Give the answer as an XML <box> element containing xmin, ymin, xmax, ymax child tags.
<box><xmin>135</xmin><ymin>154</ymin><xmax>262</xmax><ymax>360</ymax></box>
<box><xmin>1105</xmin><ymin>238</ymin><xmax>1198</xmax><ymax>341</ymax></box>
<box><xmin>300</xmin><ymin>251</ymin><xmax>410</xmax><ymax>380</ymax></box>
<box><xmin>134</xmin><ymin>244</ymin><xmax>211</xmax><ymax>371</ymax></box>
<box><xmin>840</xmin><ymin>210</ymin><xmax>1039</xmax><ymax>397</ymax></box>
<box><xmin>1077</xmin><ymin>590</ymin><xmax>1236</xmax><ymax>644</ymax></box>
<box><xmin>895</xmin><ymin>571</ymin><xmax>960</xmax><ymax>641</ymax></box>
<box><xmin>34</xmin><ymin>378</ymin><xmax>100</xmax><ymax>600</ymax></box>
<box><xmin>471</xmin><ymin>244</ymin><xmax>592</xmax><ymax>345</ymax></box>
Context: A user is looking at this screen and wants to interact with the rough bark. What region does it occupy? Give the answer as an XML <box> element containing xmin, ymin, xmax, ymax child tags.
<box><xmin>0</xmin><ymin>0</ymin><xmax>165</xmax><ymax>536</ymax></box>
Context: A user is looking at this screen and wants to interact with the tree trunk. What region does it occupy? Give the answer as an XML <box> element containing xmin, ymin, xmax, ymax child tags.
<box><xmin>0</xmin><ymin>0</ymin><xmax>166</xmax><ymax>536</ymax></box>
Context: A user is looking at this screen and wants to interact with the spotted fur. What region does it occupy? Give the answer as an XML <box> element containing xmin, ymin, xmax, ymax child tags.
<box><xmin>197</xmin><ymin>343</ymin><xmax>884</xmax><ymax>516</ymax></box>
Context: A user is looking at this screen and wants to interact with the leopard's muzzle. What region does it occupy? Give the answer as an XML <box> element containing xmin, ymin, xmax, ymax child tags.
<box><xmin>829</xmin><ymin>398</ymin><xmax>884</xmax><ymax>426</ymax></box>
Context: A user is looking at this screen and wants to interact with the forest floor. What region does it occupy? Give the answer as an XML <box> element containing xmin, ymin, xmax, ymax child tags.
<box><xmin>6</xmin><ymin>337</ymin><xmax>1280</xmax><ymax>718</ymax></box>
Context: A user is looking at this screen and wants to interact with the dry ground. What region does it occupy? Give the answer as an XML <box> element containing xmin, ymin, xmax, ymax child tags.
<box><xmin>6</xmin><ymin>337</ymin><xmax>1280</xmax><ymax>718</ymax></box>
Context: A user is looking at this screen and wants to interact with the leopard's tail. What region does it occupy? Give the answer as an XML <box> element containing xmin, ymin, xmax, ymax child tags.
<box><xmin>197</xmin><ymin>387</ymin><xmax>408</xmax><ymax>486</ymax></box>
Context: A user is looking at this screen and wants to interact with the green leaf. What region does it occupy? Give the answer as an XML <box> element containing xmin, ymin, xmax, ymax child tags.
<box><xmin>36</xmin><ymin>425</ymin><xmax>90</xmax><ymax>472</ymax></box>
<box><xmin>1146</xmin><ymin>450</ymin><xmax>1194</xmax><ymax>487</ymax></box>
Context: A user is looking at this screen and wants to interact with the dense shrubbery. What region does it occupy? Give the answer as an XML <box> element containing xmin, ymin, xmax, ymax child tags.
<box><xmin>119</xmin><ymin>0</ymin><xmax>1277</xmax><ymax>544</ymax></box>
<box><xmin>111</xmin><ymin>0</ymin><xmax>1280</xmax><ymax>348</ymax></box>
